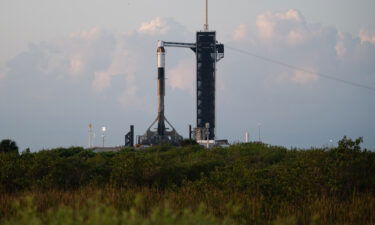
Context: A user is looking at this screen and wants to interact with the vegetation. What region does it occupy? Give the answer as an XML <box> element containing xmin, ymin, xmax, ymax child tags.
<box><xmin>0</xmin><ymin>139</ymin><xmax>18</xmax><ymax>155</ymax></box>
<box><xmin>0</xmin><ymin>137</ymin><xmax>374</xmax><ymax>225</ymax></box>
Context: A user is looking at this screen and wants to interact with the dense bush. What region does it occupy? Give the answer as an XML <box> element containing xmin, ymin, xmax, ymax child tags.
<box><xmin>0</xmin><ymin>139</ymin><xmax>18</xmax><ymax>154</ymax></box>
<box><xmin>0</xmin><ymin>137</ymin><xmax>374</xmax><ymax>224</ymax></box>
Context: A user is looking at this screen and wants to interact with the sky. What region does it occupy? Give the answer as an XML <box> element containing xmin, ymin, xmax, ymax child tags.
<box><xmin>0</xmin><ymin>0</ymin><xmax>375</xmax><ymax>151</ymax></box>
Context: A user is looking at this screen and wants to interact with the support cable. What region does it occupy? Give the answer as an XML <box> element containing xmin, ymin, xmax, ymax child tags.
<box><xmin>226</xmin><ymin>45</ymin><xmax>375</xmax><ymax>92</ymax></box>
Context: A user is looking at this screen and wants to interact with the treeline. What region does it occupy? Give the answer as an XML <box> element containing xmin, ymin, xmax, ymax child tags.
<box><xmin>0</xmin><ymin>137</ymin><xmax>374</xmax><ymax>224</ymax></box>
<box><xmin>1</xmin><ymin>137</ymin><xmax>374</xmax><ymax>195</ymax></box>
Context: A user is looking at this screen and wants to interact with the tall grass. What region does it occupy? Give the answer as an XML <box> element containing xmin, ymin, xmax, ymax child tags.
<box><xmin>1</xmin><ymin>186</ymin><xmax>374</xmax><ymax>225</ymax></box>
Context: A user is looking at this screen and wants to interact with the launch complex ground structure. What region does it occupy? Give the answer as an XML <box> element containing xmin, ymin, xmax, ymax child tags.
<box><xmin>138</xmin><ymin>2</ymin><xmax>224</xmax><ymax>145</ymax></box>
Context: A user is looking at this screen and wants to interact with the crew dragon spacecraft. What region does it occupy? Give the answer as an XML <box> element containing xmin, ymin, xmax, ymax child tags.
<box><xmin>139</xmin><ymin>0</ymin><xmax>224</xmax><ymax>145</ymax></box>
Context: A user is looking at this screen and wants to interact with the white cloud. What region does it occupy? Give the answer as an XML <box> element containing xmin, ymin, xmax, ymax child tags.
<box><xmin>228</xmin><ymin>9</ymin><xmax>375</xmax><ymax>88</ymax></box>
<box><xmin>278</xmin><ymin>9</ymin><xmax>305</xmax><ymax>22</ymax></box>
<box><xmin>2</xmin><ymin>21</ymin><xmax>189</xmax><ymax>110</ymax></box>
<box><xmin>335</xmin><ymin>33</ymin><xmax>348</xmax><ymax>57</ymax></box>
<box><xmin>138</xmin><ymin>17</ymin><xmax>170</xmax><ymax>35</ymax></box>
<box><xmin>359</xmin><ymin>30</ymin><xmax>375</xmax><ymax>44</ymax></box>
<box><xmin>63</xmin><ymin>27</ymin><xmax>117</xmax><ymax>79</ymax></box>
<box><xmin>288</xmin><ymin>30</ymin><xmax>304</xmax><ymax>44</ymax></box>
<box><xmin>255</xmin><ymin>9</ymin><xmax>308</xmax><ymax>45</ymax></box>
<box><xmin>5</xmin><ymin>13</ymin><xmax>375</xmax><ymax>99</ymax></box>
<box><xmin>218</xmin><ymin>10</ymin><xmax>375</xmax><ymax>148</ymax></box>
<box><xmin>256</xmin><ymin>13</ymin><xmax>275</xmax><ymax>39</ymax></box>
<box><xmin>91</xmin><ymin>49</ymin><xmax>130</xmax><ymax>92</ymax></box>
<box><xmin>167</xmin><ymin>59</ymin><xmax>195</xmax><ymax>93</ymax></box>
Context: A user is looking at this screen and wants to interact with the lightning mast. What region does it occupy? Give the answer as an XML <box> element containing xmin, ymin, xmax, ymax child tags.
<box><xmin>204</xmin><ymin>0</ymin><xmax>209</xmax><ymax>31</ymax></box>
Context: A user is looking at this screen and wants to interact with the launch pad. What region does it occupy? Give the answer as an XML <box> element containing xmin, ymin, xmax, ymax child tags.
<box><xmin>137</xmin><ymin>0</ymin><xmax>224</xmax><ymax>146</ymax></box>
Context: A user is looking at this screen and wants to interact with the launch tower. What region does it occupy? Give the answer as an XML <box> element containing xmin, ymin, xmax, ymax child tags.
<box><xmin>195</xmin><ymin>31</ymin><xmax>224</xmax><ymax>140</ymax></box>
<box><xmin>139</xmin><ymin>0</ymin><xmax>224</xmax><ymax>145</ymax></box>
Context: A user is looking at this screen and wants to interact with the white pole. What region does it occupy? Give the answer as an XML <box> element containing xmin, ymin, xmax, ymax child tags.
<box><xmin>101</xmin><ymin>126</ymin><xmax>106</xmax><ymax>147</ymax></box>
<box><xmin>245</xmin><ymin>132</ymin><xmax>249</xmax><ymax>143</ymax></box>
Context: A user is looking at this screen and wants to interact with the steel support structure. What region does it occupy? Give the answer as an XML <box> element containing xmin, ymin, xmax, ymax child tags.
<box><xmin>158</xmin><ymin>31</ymin><xmax>224</xmax><ymax>141</ymax></box>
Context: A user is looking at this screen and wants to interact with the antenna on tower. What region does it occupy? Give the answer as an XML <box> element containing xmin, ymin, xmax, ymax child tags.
<box><xmin>204</xmin><ymin>0</ymin><xmax>209</xmax><ymax>31</ymax></box>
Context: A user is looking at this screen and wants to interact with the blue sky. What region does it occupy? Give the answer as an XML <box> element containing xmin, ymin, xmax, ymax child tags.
<box><xmin>1</xmin><ymin>0</ymin><xmax>375</xmax><ymax>150</ymax></box>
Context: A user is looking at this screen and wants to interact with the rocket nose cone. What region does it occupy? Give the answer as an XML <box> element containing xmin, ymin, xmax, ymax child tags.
<box><xmin>157</xmin><ymin>47</ymin><xmax>165</xmax><ymax>53</ymax></box>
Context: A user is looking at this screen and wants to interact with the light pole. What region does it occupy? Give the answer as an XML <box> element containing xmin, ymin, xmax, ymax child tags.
<box><xmin>101</xmin><ymin>126</ymin><xmax>106</xmax><ymax>147</ymax></box>
<box><xmin>258</xmin><ymin>123</ymin><xmax>261</xmax><ymax>142</ymax></box>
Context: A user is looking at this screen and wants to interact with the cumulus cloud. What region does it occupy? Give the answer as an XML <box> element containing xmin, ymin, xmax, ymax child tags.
<box><xmin>220</xmin><ymin>9</ymin><xmax>375</xmax><ymax>148</ymax></box>
<box><xmin>2</xmin><ymin>17</ymin><xmax>194</xmax><ymax>110</ymax></box>
<box><xmin>279</xmin><ymin>9</ymin><xmax>305</xmax><ymax>21</ymax></box>
<box><xmin>167</xmin><ymin>59</ymin><xmax>195</xmax><ymax>93</ymax></box>
<box><xmin>335</xmin><ymin>33</ymin><xmax>348</xmax><ymax>57</ymax></box>
<box><xmin>66</xmin><ymin>28</ymin><xmax>117</xmax><ymax>77</ymax></box>
<box><xmin>256</xmin><ymin>13</ymin><xmax>275</xmax><ymax>39</ymax></box>
<box><xmin>230</xmin><ymin>9</ymin><xmax>375</xmax><ymax>88</ymax></box>
<box><xmin>4</xmin><ymin>13</ymin><xmax>375</xmax><ymax>106</ymax></box>
<box><xmin>137</xmin><ymin>17</ymin><xmax>188</xmax><ymax>37</ymax></box>
<box><xmin>255</xmin><ymin>9</ymin><xmax>308</xmax><ymax>44</ymax></box>
<box><xmin>92</xmin><ymin>49</ymin><xmax>130</xmax><ymax>92</ymax></box>
<box><xmin>288</xmin><ymin>30</ymin><xmax>304</xmax><ymax>44</ymax></box>
<box><xmin>138</xmin><ymin>17</ymin><xmax>170</xmax><ymax>35</ymax></box>
<box><xmin>359</xmin><ymin>30</ymin><xmax>375</xmax><ymax>44</ymax></box>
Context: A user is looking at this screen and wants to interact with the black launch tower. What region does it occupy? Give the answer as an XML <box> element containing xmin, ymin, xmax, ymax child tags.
<box><xmin>196</xmin><ymin>31</ymin><xmax>224</xmax><ymax>140</ymax></box>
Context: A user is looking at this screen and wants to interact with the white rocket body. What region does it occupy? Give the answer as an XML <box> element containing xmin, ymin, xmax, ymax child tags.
<box><xmin>157</xmin><ymin>46</ymin><xmax>166</xmax><ymax>135</ymax></box>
